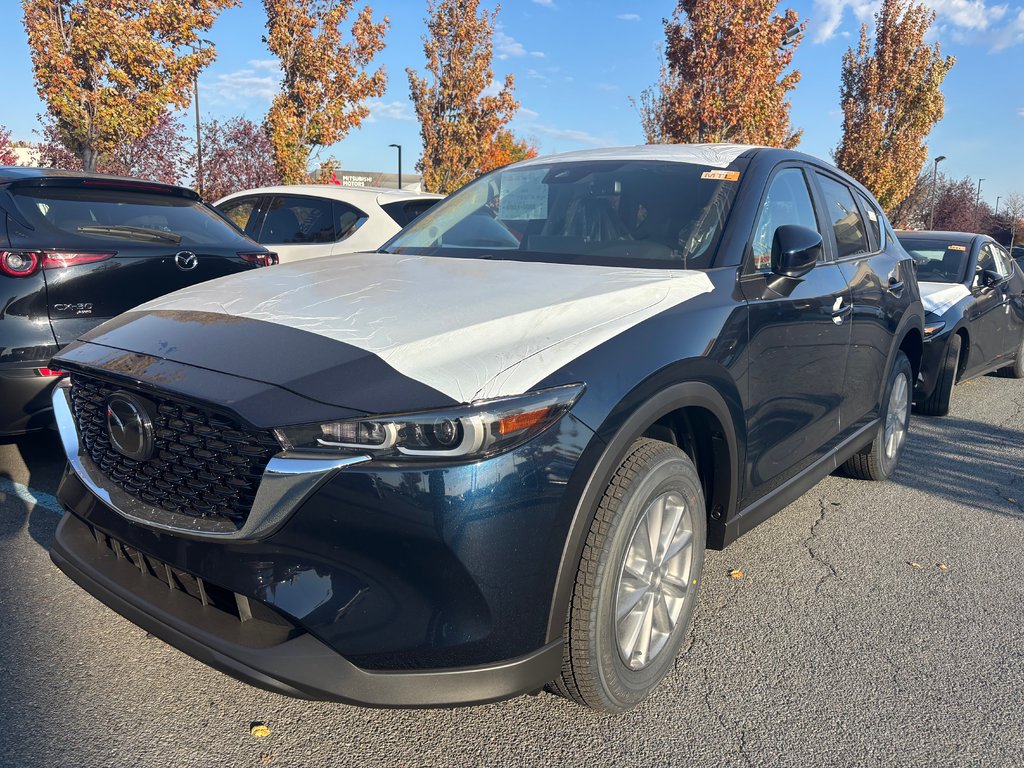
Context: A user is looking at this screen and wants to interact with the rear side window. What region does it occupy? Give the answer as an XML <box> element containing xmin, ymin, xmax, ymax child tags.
<box><xmin>751</xmin><ymin>167</ymin><xmax>820</xmax><ymax>271</ymax></box>
<box><xmin>992</xmin><ymin>244</ymin><xmax>1014</xmax><ymax>279</ymax></box>
<box><xmin>816</xmin><ymin>174</ymin><xmax>869</xmax><ymax>259</ymax></box>
<box><xmin>11</xmin><ymin>186</ymin><xmax>253</xmax><ymax>247</ymax></box>
<box><xmin>260</xmin><ymin>195</ymin><xmax>336</xmax><ymax>244</ymax></box>
<box><xmin>382</xmin><ymin>199</ymin><xmax>440</xmax><ymax>227</ymax></box>
<box><xmin>334</xmin><ymin>201</ymin><xmax>365</xmax><ymax>240</ymax></box>
<box><xmin>855</xmin><ymin>191</ymin><xmax>883</xmax><ymax>251</ymax></box>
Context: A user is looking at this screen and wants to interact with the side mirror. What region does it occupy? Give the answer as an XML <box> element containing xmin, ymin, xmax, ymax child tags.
<box><xmin>771</xmin><ymin>225</ymin><xmax>822</xmax><ymax>279</ymax></box>
<box><xmin>980</xmin><ymin>269</ymin><xmax>1002</xmax><ymax>288</ymax></box>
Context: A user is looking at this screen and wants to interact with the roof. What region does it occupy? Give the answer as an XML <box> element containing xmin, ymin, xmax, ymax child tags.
<box><xmin>513</xmin><ymin>143</ymin><xmax>761</xmax><ymax>169</ymax></box>
<box><xmin>894</xmin><ymin>230</ymin><xmax>983</xmax><ymax>241</ymax></box>
<box><xmin>216</xmin><ymin>184</ymin><xmax>442</xmax><ymax>205</ymax></box>
<box><xmin>0</xmin><ymin>165</ymin><xmax>183</xmax><ymax>189</ymax></box>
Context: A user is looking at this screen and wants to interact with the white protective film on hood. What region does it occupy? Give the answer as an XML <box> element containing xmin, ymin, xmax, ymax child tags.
<box><xmin>513</xmin><ymin>143</ymin><xmax>754</xmax><ymax>170</ymax></box>
<box><xmin>920</xmin><ymin>282</ymin><xmax>971</xmax><ymax>315</ymax></box>
<box><xmin>139</xmin><ymin>253</ymin><xmax>715</xmax><ymax>402</ymax></box>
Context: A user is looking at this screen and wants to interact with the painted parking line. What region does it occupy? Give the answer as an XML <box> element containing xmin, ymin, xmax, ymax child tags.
<box><xmin>0</xmin><ymin>477</ymin><xmax>64</xmax><ymax>517</ymax></box>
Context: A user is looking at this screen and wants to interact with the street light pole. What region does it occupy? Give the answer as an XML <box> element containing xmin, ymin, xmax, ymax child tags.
<box><xmin>388</xmin><ymin>143</ymin><xmax>402</xmax><ymax>190</ymax></box>
<box><xmin>975</xmin><ymin>178</ymin><xmax>985</xmax><ymax>230</ymax></box>
<box><xmin>194</xmin><ymin>75</ymin><xmax>203</xmax><ymax>197</ymax></box>
<box><xmin>994</xmin><ymin>196</ymin><xmax>1001</xmax><ymax>217</ymax></box>
<box><xmin>928</xmin><ymin>155</ymin><xmax>946</xmax><ymax>229</ymax></box>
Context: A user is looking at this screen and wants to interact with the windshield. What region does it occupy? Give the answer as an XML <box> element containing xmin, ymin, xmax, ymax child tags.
<box><xmin>11</xmin><ymin>187</ymin><xmax>255</xmax><ymax>248</ymax></box>
<box><xmin>898</xmin><ymin>237</ymin><xmax>970</xmax><ymax>284</ymax></box>
<box><xmin>384</xmin><ymin>160</ymin><xmax>742</xmax><ymax>269</ymax></box>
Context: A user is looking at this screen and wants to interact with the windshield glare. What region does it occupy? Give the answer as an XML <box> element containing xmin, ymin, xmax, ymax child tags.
<box><xmin>899</xmin><ymin>238</ymin><xmax>969</xmax><ymax>284</ymax></box>
<box><xmin>385</xmin><ymin>160</ymin><xmax>741</xmax><ymax>269</ymax></box>
<box><xmin>12</xmin><ymin>187</ymin><xmax>253</xmax><ymax>248</ymax></box>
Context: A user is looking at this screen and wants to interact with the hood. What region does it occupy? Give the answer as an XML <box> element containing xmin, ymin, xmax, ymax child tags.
<box><xmin>76</xmin><ymin>252</ymin><xmax>714</xmax><ymax>413</ymax></box>
<box><xmin>919</xmin><ymin>281</ymin><xmax>970</xmax><ymax>316</ymax></box>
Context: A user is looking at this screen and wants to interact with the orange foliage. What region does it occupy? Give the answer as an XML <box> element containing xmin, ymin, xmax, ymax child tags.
<box><xmin>834</xmin><ymin>0</ymin><xmax>954</xmax><ymax>213</ymax></box>
<box><xmin>638</xmin><ymin>0</ymin><xmax>804</xmax><ymax>149</ymax></box>
<box><xmin>263</xmin><ymin>0</ymin><xmax>389</xmax><ymax>184</ymax></box>
<box><xmin>22</xmin><ymin>0</ymin><xmax>236</xmax><ymax>171</ymax></box>
<box><xmin>407</xmin><ymin>0</ymin><xmax>519</xmax><ymax>194</ymax></box>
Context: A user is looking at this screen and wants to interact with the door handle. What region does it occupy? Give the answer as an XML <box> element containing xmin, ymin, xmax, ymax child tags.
<box><xmin>831</xmin><ymin>298</ymin><xmax>853</xmax><ymax>325</ymax></box>
<box><xmin>887</xmin><ymin>277</ymin><xmax>904</xmax><ymax>297</ymax></box>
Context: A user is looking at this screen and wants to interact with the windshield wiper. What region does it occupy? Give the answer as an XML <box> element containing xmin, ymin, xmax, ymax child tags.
<box><xmin>77</xmin><ymin>225</ymin><xmax>182</xmax><ymax>244</ymax></box>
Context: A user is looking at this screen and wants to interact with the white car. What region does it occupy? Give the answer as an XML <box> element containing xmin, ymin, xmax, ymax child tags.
<box><xmin>215</xmin><ymin>185</ymin><xmax>442</xmax><ymax>263</ymax></box>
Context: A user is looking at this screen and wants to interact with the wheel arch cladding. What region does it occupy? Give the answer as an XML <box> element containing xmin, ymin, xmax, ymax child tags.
<box><xmin>544</xmin><ymin>376</ymin><xmax>741</xmax><ymax>644</ymax></box>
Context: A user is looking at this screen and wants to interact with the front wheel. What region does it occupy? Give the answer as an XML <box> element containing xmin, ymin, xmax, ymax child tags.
<box><xmin>550</xmin><ymin>438</ymin><xmax>706</xmax><ymax>713</ymax></box>
<box><xmin>998</xmin><ymin>334</ymin><xmax>1024</xmax><ymax>379</ymax></box>
<box><xmin>842</xmin><ymin>351</ymin><xmax>912</xmax><ymax>481</ymax></box>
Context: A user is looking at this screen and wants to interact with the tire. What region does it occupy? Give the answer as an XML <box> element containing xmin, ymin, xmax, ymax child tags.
<box><xmin>914</xmin><ymin>334</ymin><xmax>961</xmax><ymax>417</ymax></box>
<box><xmin>998</xmin><ymin>334</ymin><xmax>1024</xmax><ymax>379</ymax></box>
<box><xmin>842</xmin><ymin>351</ymin><xmax>912</xmax><ymax>481</ymax></box>
<box><xmin>550</xmin><ymin>438</ymin><xmax>707</xmax><ymax>712</ymax></box>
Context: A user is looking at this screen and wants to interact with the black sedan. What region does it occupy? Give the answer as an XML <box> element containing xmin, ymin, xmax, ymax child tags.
<box><xmin>0</xmin><ymin>168</ymin><xmax>277</xmax><ymax>436</ymax></box>
<box><xmin>897</xmin><ymin>230</ymin><xmax>1024</xmax><ymax>415</ymax></box>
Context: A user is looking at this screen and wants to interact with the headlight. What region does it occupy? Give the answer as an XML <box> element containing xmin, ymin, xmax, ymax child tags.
<box><xmin>273</xmin><ymin>383</ymin><xmax>585</xmax><ymax>460</ymax></box>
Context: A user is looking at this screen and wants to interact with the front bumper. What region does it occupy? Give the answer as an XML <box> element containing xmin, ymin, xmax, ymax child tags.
<box><xmin>50</xmin><ymin>376</ymin><xmax>596</xmax><ymax>705</ymax></box>
<box><xmin>0</xmin><ymin>364</ymin><xmax>62</xmax><ymax>436</ymax></box>
<box><xmin>50</xmin><ymin>508</ymin><xmax>560</xmax><ymax>706</ymax></box>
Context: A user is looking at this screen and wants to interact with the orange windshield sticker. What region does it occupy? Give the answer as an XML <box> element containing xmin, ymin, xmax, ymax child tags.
<box><xmin>701</xmin><ymin>170</ymin><xmax>741</xmax><ymax>181</ymax></box>
<box><xmin>948</xmin><ymin>244</ymin><xmax>967</xmax><ymax>251</ymax></box>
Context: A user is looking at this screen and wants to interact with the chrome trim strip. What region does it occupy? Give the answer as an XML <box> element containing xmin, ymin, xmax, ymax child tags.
<box><xmin>52</xmin><ymin>380</ymin><xmax>371</xmax><ymax>540</ymax></box>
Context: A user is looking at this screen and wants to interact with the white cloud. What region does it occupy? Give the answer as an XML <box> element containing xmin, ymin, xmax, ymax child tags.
<box><xmin>247</xmin><ymin>58</ymin><xmax>281</xmax><ymax>72</ymax></box>
<box><xmin>617</xmin><ymin>13</ymin><xmax>641</xmax><ymax>21</ymax></box>
<box><xmin>1017</xmin><ymin>106</ymin><xmax>1024</xmax><ymax>117</ymax></box>
<box><xmin>989</xmin><ymin>8</ymin><xmax>1024</xmax><ymax>48</ymax></box>
<box><xmin>812</xmin><ymin>0</ymin><xmax>1017</xmax><ymax>43</ymax></box>
<box><xmin>494</xmin><ymin>26</ymin><xmax>544</xmax><ymax>59</ymax></box>
<box><xmin>518</xmin><ymin>106</ymin><xmax>540</xmax><ymax>119</ymax></box>
<box><xmin>532</xmin><ymin>0</ymin><xmax>555</xmax><ymax>6</ymax></box>
<box><xmin>533</xmin><ymin>123</ymin><xmax>609</xmax><ymax>147</ymax></box>
<box><xmin>482</xmin><ymin>77</ymin><xmax>503</xmax><ymax>97</ymax></box>
<box><xmin>202</xmin><ymin>68</ymin><xmax>279</xmax><ymax>103</ymax></box>
<box><xmin>364</xmin><ymin>99</ymin><xmax>413</xmax><ymax>123</ymax></box>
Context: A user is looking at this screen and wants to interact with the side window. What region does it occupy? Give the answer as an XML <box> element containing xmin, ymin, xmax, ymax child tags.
<box><xmin>333</xmin><ymin>201</ymin><xmax>364</xmax><ymax>240</ymax></box>
<box><xmin>855</xmin><ymin>191</ymin><xmax>883</xmax><ymax>251</ymax></box>
<box><xmin>751</xmin><ymin>167</ymin><xmax>820</xmax><ymax>271</ymax></box>
<box><xmin>992</xmin><ymin>244</ymin><xmax>1014</xmax><ymax>279</ymax></box>
<box><xmin>816</xmin><ymin>174</ymin><xmax>869</xmax><ymax>259</ymax></box>
<box><xmin>261</xmin><ymin>195</ymin><xmax>336</xmax><ymax>244</ymax></box>
<box><xmin>977</xmin><ymin>243</ymin><xmax>996</xmax><ymax>279</ymax></box>
<box><xmin>217</xmin><ymin>196</ymin><xmax>260</xmax><ymax>237</ymax></box>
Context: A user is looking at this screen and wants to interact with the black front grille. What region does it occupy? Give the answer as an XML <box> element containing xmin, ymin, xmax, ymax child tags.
<box><xmin>70</xmin><ymin>373</ymin><xmax>280</xmax><ymax>530</ymax></box>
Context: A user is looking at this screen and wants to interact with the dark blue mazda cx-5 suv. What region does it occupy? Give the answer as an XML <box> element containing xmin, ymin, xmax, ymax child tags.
<box><xmin>49</xmin><ymin>145</ymin><xmax>923</xmax><ymax>712</ymax></box>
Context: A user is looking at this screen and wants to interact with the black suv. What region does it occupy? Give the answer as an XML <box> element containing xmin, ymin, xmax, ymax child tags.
<box><xmin>0</xmin><ymin>168</ymin><xmax>277</xmax><ymax>436</ymax></box>
<box><xmin>49</xmin><ymin>145</ymin><xmax>923</xmax><ymax>713</ymax></box>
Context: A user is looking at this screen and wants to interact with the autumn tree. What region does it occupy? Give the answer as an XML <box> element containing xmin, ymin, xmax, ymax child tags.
<box><xmin>407</xmin><ymin>0</ymin><xmax>519</xmax><ymax>194</ymax></box>
<box><xmin>199</xmin><ymin>116</ymin><xmax>280</xmax><ymax>201</ymax></box>
<box><xmin>1003</xmin><ymin>194</ymin><xmax>1024</xmax><ymax>249</ymax></box>
<box><xmin>834</xmin><ymin>0</ymin><xmax>954</xmax><ymax>213</ymax></box>
<box><xmin>478</xmin><ymin>128</ymin><xmax>537</xmax><ymax>175</ymax></box>
<box><xmin>637</xmin><ymin>0</ymin><xmax>804</xmax><ymax>148</ymax></box>
<box><xmin>0</xmin><ymin>126</ymin><xmax>18</xmax><ymax>165</ymax></box>
<box><xmin>888</xmin><ymin>171</ymin><xmax>932</xmax><ymax>229</ymax></box>
<box><xmin>263</xmin><ymin>0</ymin><xmax>389</xmax><ymax>184</ymax></box>
<box><xmin>931</xmin><ymin>177</ymin><xmax>987</xmax><ymax>233</ymax></box>
<box><xmin>22</xmin><ymin>0</ymin><xmax>236</xmax><ymax>172</ymax></box>
<box><xmin>36</xmin><ymin>110</ymin><xmax>189</xmax><ymax>184</ymax></box>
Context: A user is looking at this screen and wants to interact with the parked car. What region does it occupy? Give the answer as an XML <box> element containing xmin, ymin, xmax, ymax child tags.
<box><xmin>0</xmin><ymin>168</ymin><xmax>277</xmax><ymax>437</ymax></box>
<box><xmin>215</xmin><ymin>185</ymin><xmax>442</xmax><ymax>263</ymax></box>
<box><xmin>896</xmin><ymin>230</ymin><xmax>1024</xmax><ymax>416</ymax></box>
<box><xmin>49</xmin><ymin>144</ymin><xmax>923</xmax><ymax>713</ymax></box>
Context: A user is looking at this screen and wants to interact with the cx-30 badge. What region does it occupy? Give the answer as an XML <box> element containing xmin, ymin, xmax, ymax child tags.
<box><xmin>174</xmin><ymin>251</ymin><xmax>198</xmax><ymax>271</ymax></box>
<box><xmin>105</xmin><ymin>392</ymin><xmax>155</xmax><ymax>461</ymax></box>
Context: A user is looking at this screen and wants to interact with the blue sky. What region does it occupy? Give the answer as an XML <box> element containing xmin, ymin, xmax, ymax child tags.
<box><xmin>1</xmin><ymin>0</ymin><xmax>1022</xmax><ymax>202</ymax></box>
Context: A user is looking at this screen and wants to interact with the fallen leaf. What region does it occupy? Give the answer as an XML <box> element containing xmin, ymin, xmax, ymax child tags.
<box><xmin>936</xmin><ymin>562</ymin><xmax>949</xmax><ymax>571</ymax></box>
<box><xmin>908</xmin><ymin>562</ymin><xmax>923</xmax><ymax>569</ymax></box>
<box><xmin>1008</xmin><ymin>497</ymin><xmax>1017</xmax><ymax>504</ymax></box>
<box><xmin>728</xmin><ymin>568</ymin><xmax>744</xmax><ymax>580</ymax></box>
<box><xmin>250</xmin><ymin>723</ymin><xmax>271</xmax><ymax>738</ymax></box>
<box><xmin>260</xmin><ymin>753</ymin><xmax>276</xmax><ymax>765</ymax></box>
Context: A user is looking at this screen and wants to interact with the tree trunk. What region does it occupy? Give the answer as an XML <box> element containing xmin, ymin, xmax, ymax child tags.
<box><xmin>81</xmin><ymin>146</ymin><xmax>97</xmax><ymax>172</ymax></box>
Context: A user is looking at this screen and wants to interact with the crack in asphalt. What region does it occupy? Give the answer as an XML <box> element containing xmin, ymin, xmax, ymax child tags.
<box><xmin>804</xmin><ymin>498</ymin><xmax>842</xmax><ymax>597</ymax></box>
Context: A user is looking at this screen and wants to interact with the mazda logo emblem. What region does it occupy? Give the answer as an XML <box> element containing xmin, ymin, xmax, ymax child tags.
<box><xmin>105</xmin><ymin>392</ymin><xmax>155</xmax><ymax>461</ymax></box>
<box><xmin>174</xmin><ymin>250</ymin><xmax>198</xmax><ymax>271</ymax></box>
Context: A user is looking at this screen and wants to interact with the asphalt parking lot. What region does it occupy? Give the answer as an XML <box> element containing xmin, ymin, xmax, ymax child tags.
<box><xmin>2</xmin><ymin>375</ymin><xmax>1023</xmax><ymax>768</ymax></box>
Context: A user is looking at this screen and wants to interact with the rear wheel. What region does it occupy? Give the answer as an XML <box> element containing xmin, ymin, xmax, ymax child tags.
<box><xmin>843</xmin><ymin>351</ymin><xmax>912</xmax><ymax>481</ymax></box>
<box><xmin>551</xmin><ymin>438</ymin><xmax>706</xmax><ymax>713</ymax></box>
<box><xmin>998</xmin><ymin>334</ymin><xmax>1024</xmax><ymax>379</ymax></box>
<box><xmin>914</xmin><ymin>334</ymin><xmax>961</xmax><ymax>417</ymax></box>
